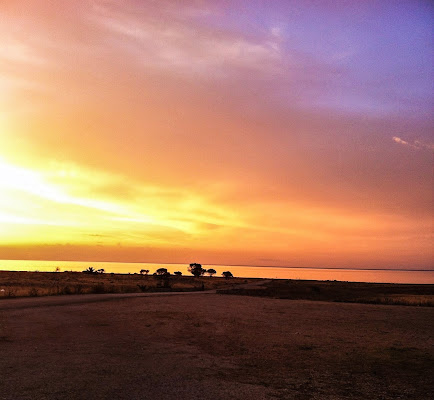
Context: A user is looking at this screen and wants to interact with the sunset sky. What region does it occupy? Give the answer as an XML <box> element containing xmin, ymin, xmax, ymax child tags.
<box><xmin>0</xmin><ymin>0</ymin><xmax>432</xmax><ymax>269</ymax></box>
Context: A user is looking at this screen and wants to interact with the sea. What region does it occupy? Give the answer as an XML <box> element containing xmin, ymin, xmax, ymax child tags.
<box><xmin>0</xmin><ymin>259</ymin><xmax>433</xmax><ymax>284</ymax></box>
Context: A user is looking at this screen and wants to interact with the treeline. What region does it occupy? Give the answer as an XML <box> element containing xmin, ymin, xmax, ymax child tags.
<box><xmin>83</xmin><ymin>263</ymin><xmax>234</xmax><ymax>278</ymax></box>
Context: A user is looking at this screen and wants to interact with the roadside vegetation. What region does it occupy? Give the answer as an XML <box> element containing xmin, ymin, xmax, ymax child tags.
<box><xmin>1</xmin><ymin>269</ymin><xmax>432</xmax><ymax>307</ymax></box>
<box><xmin>217</xmin><ymin>279</ymin><xmax>434</xmax><ymax>307</ymax></box>
<box><xmin>0</xmin><ymin>267</ymin><xmax>241</xmax><ymax>299</ymax></box>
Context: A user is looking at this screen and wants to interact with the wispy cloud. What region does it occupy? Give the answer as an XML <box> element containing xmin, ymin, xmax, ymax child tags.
<box><xmin>91</xmin><ymin>1</ymin><xmax>283</xmax><ymax>77</ymax></box>
<box><xmin>393</xmin><ymin>137</ymin><xmax>434</xmax><ymax>150</ymax></box>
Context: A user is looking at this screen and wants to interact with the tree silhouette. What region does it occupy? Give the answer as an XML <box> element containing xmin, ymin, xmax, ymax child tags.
<box><xmin>222</xmin><ymin>271</ymin><xmax>233</xmax><ymax>279</ymax></box>
<box><xmin>156</xmin><ymin>268</ymin><xmax>168</xmax><ymax>275</ymax></box>
<box><xmin>188</xmin><ymin>263</ymin><xmax>205</xmax><ymax>277</ymax></box>
<box><xmin>174</xmin><ymin>271</ymin><xmax>182</xmax><ymax>276</ymax></box>
<box><xmin>207</xmin><ymin>268</ymin><xmax>216</xmax><ymax>277</ymax></box>
<box><xmin>140</xmin><ymin>269</ymin><xmax>149</xmax><ymax>276</ymax></box>
<box><xmin>83</xmin><ymin>267</ymin><xmax>96</xmax><ymax>274</ymax></box>
<box><xmin>153</xmin><ymin>268</ymin><xmax>171</xmax><ymax>288</ymax></box>
<box><xmin>97</xmin><ymin>269</ymin><xmax>105</xmax><ymax>274</ymax></box>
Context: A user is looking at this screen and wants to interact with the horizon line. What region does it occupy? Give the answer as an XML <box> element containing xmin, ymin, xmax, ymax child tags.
<box><xmin>0</xmin><ymin>258</ymin><xmax>433</xmax><ymax>272</ymax></box>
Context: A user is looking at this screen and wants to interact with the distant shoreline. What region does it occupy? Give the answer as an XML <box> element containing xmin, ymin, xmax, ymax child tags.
<box><xmin>0</xmin><ymin>258</ymin><xmax>432</xmax><ymax>272</ymax></box>
<box><xmin>1</xmin><ymin>260</ymin><xmax>434</xmax><ymax>284</ymax></box>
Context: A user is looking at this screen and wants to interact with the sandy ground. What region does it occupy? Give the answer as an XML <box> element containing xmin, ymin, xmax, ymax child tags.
<box><xmin>1</xmin><ymin>292</ymin><xmax>433</xmax><ymax>400</ymax></box>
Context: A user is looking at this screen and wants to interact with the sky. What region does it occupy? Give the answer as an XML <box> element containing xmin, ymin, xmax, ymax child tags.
<box><xmin>0</xmin><ymin>0</ymin><xmax>432</xmax><ymax>269</ymax></box>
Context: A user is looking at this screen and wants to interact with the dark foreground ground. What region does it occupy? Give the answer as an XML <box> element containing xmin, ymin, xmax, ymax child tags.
<box><xmin>1</xmin><ymin>292</ymin><xmax>433</xmax><ymax>400</ymax></box>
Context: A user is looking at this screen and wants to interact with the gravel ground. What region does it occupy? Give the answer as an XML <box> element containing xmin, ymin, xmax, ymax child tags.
<box><xmin>1</xmin><ymin>293</ymin><xmax>433</xmax><ymax>399</ymax></box>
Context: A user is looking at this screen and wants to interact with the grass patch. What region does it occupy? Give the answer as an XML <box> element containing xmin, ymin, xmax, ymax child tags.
<box><xmin>218</xmin><ymin>279</ymin><xmax>434</xmax><ymax>307</ymax></box>
<box><xmin>0</xmin><ymin>271</ymin><xmax>255</xmax><ymax>299</ymax></box>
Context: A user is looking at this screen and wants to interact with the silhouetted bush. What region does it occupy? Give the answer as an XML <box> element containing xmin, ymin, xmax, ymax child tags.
<box><xmin>83</xmin><ymin>267</ymin><xmax>97</xmax><ymax>274</ymax></box>
<box><xmin>153</xmin><ymin>269</ymin><xmax>171</xmax><ymax>288</ymax></box>
<box><xmin>137</xmin><ymin>284</ymin><xmax>147</xmax><ymax>292</ymax></box>
<box><xmin>188</xmin><ymin>263</ymin><xmax>205</xmax><ymax>277</ymax></box>
<box><xmin>156</xmin><ymin>268</ymin><xmax>168</xmax><ymax>275</ymax></box>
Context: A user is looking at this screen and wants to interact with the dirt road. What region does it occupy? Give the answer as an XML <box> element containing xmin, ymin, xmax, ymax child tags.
<box><xmin>1</xmin><ymin>292</ymin><xmax>433</xmax><ymax>399</ymax></box>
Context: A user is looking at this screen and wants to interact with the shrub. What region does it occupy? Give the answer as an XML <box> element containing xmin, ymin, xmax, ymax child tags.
<box><xmin>137</xmin><ymin>284</ymin><xmax>147</xmax><ymax>292</ymax></box>
<box><xmin>156</xmin><ymin>268</ymin><xmax>168</xmax><ymax>275</ymax></box>
<box><xmin>188</xmin><ymin>263</ymin><xmax>205</xmax><ymax>277</ymax></box>
<box><xmin>222</xmin><ymin>271</ymin><xmax>233</xmax><ymax>279</ymax></box>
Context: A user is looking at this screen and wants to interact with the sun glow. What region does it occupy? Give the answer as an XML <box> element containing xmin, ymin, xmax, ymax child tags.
<box><xmin>0</xmin><ymin>157</ymin><xmax>164</xmax><ymax>243</ymax></box>
<box><xmin>0</xmin><ymin>158</ymin><xmax>128</xmax><ymax>214</ymax></box>
<box><xmin>0</xmin><ymin>156</ymin><xmax>239</xmax><ymax>249</ymax></box>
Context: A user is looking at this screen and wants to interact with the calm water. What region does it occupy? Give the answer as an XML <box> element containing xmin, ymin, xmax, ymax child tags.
<box><xmin>0</xmin><ymin>259</ymin><xmax>433</xmax><ymax>284</ymax></box>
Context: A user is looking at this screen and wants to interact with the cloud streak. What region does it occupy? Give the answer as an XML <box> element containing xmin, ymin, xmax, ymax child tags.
<box><xmin>92</xmin><ymin>1</ymin><xmax>283</xmax><ymax>77</ymax></box>
<box><xmin>393</xmin><ymin>137</ymin><xmax>434</xmax><ymax>151</ymax></box>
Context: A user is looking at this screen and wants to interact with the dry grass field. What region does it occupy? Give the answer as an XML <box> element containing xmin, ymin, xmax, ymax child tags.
<box><xmin>218</xmin><ymin>279</ymin><xmax>434</xmax><ymax>307</ymax></box>
<box><xmin>1</xmin><ymin>271</ymin><xmax>433</xmax><ymax>308</ymax></box>
<box><xmin>0</xmin><ymin>270</ymin><xmax>250</xmax><ymax>298</ymax></box>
